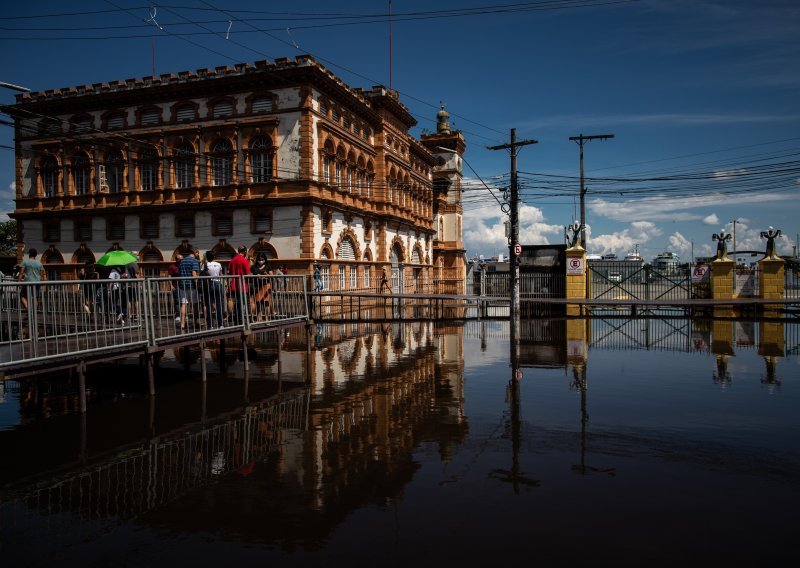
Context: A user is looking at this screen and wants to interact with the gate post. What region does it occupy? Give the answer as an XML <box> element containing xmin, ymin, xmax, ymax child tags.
<box><xmin>758</xmin><ymin>257</ymin><xmax>784</xmax><ymax>318</ymax></box>
<box><xmin>566</xmin><ymin>245</ymin><xmax>587</xmax><ymax>316</ymax></box>
<box><xmin>711</xmin><ymin>258</ymin><xmax>735</xmax><ymax>318</ymax></box>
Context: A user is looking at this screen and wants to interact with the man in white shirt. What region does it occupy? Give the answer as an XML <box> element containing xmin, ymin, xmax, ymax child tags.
<box><xmin>202</xmin><ymin>251</ymin><xmax>225</xmax><ymax>328</ymax></box>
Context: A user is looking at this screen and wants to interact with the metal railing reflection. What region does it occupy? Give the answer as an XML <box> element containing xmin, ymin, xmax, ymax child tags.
<box><xmin>0</xmin><ymin>388</ymin><xmax>309</xmax><ymax>553</ymax></box>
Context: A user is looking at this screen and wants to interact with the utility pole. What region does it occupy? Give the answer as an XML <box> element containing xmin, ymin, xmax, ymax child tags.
<box><xmin>568</xmin><ymin>133</ymin><xmax>614</xmax><ymax>248</ymax></box>
<box><xmin>489</xmin><ymin>129</ymin><xmax>537</xmax><ymax>392</ymax></box>
<box><xmin>732</xmin><ymin>219</ymin><xmax>737</xmax><ymax>266</ymax></box>
<box><xmin>488</xmin><ymin>128</ymin><xmax>538</xmax><ymax>331</ymax></box>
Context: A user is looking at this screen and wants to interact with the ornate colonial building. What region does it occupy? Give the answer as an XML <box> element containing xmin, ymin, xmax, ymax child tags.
<box><xmin>10</xmin><ymin>55</ymin><xmax>466</xmax><ymax>291</ymax></box>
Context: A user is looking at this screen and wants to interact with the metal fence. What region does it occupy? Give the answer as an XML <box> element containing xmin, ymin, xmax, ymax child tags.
<box><xmin>471</xmin><ymin>271</ymin><xmax>565</xmax><ymax>298</ymax></box>
<box><xmin>0</xmin><ymin>275</ymin><xmax>308</xmax><ymax>370</ymax></box>
<box><xmin>588</xmin><ymin>264</ymin><xmax>695</xmax><ymax>301</ymax></box>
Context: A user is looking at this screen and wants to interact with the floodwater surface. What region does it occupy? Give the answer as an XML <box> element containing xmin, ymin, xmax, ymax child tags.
<box><xmin>1</xmin><ymin>319</ymin><xmax>798</xmax><ymax>566</ymax></box>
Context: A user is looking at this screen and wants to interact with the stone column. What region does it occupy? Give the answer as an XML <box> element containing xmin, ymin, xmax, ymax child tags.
<box><xmin>711</xmin><ymin>258</ymin><xmax>735</xmax><ymax>318</ymax></box>
<box><xmin>566</xmin><ymin>245</ymin><xmax>587</xmax><ymax>317</ymax></box>
<box><xmin>758</xmin><ymin>257</ymin><xmax>784</xmax><ymax>317</ymax></box>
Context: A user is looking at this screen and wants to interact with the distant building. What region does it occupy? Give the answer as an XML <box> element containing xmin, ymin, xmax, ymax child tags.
<box><xmin>9</xmin><ymin>55</ymin><xmax>466</xmax><ymax>291</ymax></box>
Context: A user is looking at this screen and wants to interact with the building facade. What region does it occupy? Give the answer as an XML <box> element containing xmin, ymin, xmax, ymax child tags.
<box><xmin>10</xmin><ymin>55</ymin><xmax>466</xmax><ymax>292</ymax></box>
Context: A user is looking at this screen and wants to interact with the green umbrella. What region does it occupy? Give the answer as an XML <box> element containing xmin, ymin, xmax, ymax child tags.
<box><xmin>96</xmin><ymin>250</ymin><xmax>138</xmax><ymax>267</ymax></box>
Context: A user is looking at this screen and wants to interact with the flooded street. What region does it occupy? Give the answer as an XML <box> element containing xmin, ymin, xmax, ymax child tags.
<box><xmin>1</xmin><ymin>319</ymin><xmax>799</xmax><ymax>566</ymax></box>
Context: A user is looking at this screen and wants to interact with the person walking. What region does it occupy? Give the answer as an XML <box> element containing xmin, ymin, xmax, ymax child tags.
<box><xmin>18</xmin><ymin>248</ymin><xmax>44</xmax><ymax>311</ymax></box>
<box><xmin>78</xmin><ymin>260</ymin><xmax>100</xmax><ymax>316</ymax></box>
<box><xmin>123</xmin><ymin>257</ymin><xmax>140</xmax><ymax>323</ymax></box>
<box><xmin>202</xmin><ymin>251</ymin><xmax>225</xmax><ymax>328</ymax></box>
<box><xmin>250</xmin><ymin>253</ymin><xmax>272</xmax><ymax>320</ymax></box>
<box><xmin>313</xmin><ymin>263</ymin><xmax>322</xmax><ymax>292</ymax></box>
<box><xmin>167</xmin><ymin>254</ymin><xmax>183</xmax><ymax>323</ymax></box>
<box><xmin>227</xmin><ymin>246</ymin><xmax>250</xmax><ymax>324</ymax></box>
<box><xmin>108</xmin><ymin>267</ymin><xmax>124</xmax><ymax>324</ymax></box>
<box><xmin>178</xmin><ymin>249</ymin><xmax>201</xmax><ymax>331</ymax></box>
<box><xmin>379</xmin><ymin>267</ymin><xmax>390</xmax><ymax>293</ymax></box>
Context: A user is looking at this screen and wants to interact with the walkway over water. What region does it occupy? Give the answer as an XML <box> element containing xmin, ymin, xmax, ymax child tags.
<box><xmin>309</xmin><ymin>290</ymin><xmax>800</xmax><ymax>322</ymax></box>
<box><xmin>0</xmin><ymin>275</ymin><xmax>309</xmax><ymax>378</ymax></box>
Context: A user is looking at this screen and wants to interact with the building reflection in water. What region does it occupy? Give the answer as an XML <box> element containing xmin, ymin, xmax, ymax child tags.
<box><xmin>0</xmin><ymin>317</ymin><xmax>796</xmax><ymax>561</ymax></box>
<box><xmin>0</xmin><ymin>321</ymin><xmax>468</xmax><ymax>559</ymax></box>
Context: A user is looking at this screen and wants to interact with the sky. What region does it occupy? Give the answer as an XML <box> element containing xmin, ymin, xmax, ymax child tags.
<box><xmin>1</xmin><ymin>0</ymin><xmax>798</xmax><ymax>262</ymax></box>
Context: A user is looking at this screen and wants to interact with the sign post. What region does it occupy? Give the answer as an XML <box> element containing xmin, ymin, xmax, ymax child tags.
<box><xmin>513</xmin><ymin>242</ymin><xmax>522</xmax><ymax>256</ymax></box>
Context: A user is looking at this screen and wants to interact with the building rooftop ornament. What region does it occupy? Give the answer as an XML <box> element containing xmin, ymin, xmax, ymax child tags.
<box><xmin>760</xmin><ymin>226</ymin><xmax>781</xmax><ymax>260</ymax></box>
<box><xmin>712</xmin><ymin>228</ymin><xmax>732</xmax><ymax>261</ymax></box>
<box><xmin>436</xmin><ymin>103</ymin><xmax>451</xmax><ymax>134</ymax></box>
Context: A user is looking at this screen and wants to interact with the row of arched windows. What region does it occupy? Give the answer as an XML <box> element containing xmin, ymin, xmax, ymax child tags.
<box><xmin>35</xmin><ymin>136</ymin><xmax>274</xmax><ymax>196</ymax></box>
<box><xmin>386</xmin><ymin>165</ymin><xmax>432</xmax><ymax>218</ymax></box>
<box><xmin>320</xmin><ymin>139</ymin><xmax>375</xmax><ymax>197</ymax></box>
<box><xmin>36</xmin><ymin>95</ymin><xmax>276</xmax><ymax>136</ymax></box>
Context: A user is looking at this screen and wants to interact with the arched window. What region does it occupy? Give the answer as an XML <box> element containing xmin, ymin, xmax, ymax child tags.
<box><xmin>42</xmin><ymin>247</ymin><xmax>64</xmax><ymax>281</ymax></box>
<box><xmin>411</xmin><ymin>248</ymin><xmax>421</xmax><ymax>264</ymax></box>
<box><xmin>335</xmin><ymin>161</ymin><xmax>343</xmax><ymax>187</ymax></box>
<box><xmin>73</xmin><ymin>116</ymin><xmax>92</xmax><ymax>133</ymax></box>
<box><xmin>141</xmin><ymin>108</ymin><xmax>160</xmax><ymax>126</ymax></box>
<box><xmin>174</xmin><ymin>142</ymin><xmax>195</xmax><ymax>189</ymax></box>
<box><xmin>106</xmin><ymin>112</ymin><xmax>125</xmax><ymax>130</ymax></box>
<box><xmin>73</xmin><ymin>245</ymin><xmax>95</xmax><ymax>265</ymax></box>
<box><xmin>249</xmin><ymin>136</ymin><xmax>273</xmax><ymax>183</ymax></box>
<box><xmin>366</xmin><ymin>161</ymin><xmax>374</xmax><ymax>198</ymax></box>
<box><xmin>321</xmin><ymin>140</ymin><xmax>334</xmax><ymax>184</ymax></box>
<box><xmin>212</xmin><ymin>100</ymin><xmax>233</xmax><ymax>118</ymax></box>
<box><xmin>175</xmin><ymin>104</ymin><xmax>195</xmax><ymax>122</ymax></box>
<box><xmin>105</xmin><ymin>150</ymin><xmax>125</xmax><ymax>193</ymax></box>
<box><xmin>338</xmin><ymin>237</ymin><xmax>356</xmax><ymax>261</ymax></box>
<box><xmin>211</xmin><ymin>139</ymin><xmax>233</xmax><ymax>186</ymax></box>
<box><xmin>139</xmin><ymin>147</ymin><xmax>159</xmax><ymax>190</ymax></box>
<box><xmin>72</xmin><ymin>154</ymin><xmax>91</xmax><ymax>195</ymax></box>
<box><xmin>251</xmin><ymin>96</ymin><xmax>273</xmax><ymax>113</ymax></box>
<box><xmin>41</xmin><ymin>155</ymin><xmax>60</xmax><ymax>197</ymax></box>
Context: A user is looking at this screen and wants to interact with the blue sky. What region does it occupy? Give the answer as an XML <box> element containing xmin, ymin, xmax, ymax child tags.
<box><xmin>1</xmin><ymin>0</ymin><xmax>798</xmax><ymax>261</ymax></box>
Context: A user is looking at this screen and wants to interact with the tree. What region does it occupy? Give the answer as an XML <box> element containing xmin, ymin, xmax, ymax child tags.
<box><xmin>0</xmin><ymin>219</ymin><xmax>18</xmax><ymax>256</ymax></box>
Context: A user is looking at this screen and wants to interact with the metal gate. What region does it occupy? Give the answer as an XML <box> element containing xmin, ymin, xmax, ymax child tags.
<box><xmin>589</xmin><ymin>263</ymin><xmax>693</xmax><ymax>302</ymax></box>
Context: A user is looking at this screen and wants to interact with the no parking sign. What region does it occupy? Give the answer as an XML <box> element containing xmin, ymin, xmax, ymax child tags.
<box><xmin>691</xmin><ymin>264</ymin><xmax>710</xmax><ymax>283</ymax></box>
<box><xmin>567</xmin><ymin>257</ymin><xmax>584</xmax><ymax>275</ymax></box>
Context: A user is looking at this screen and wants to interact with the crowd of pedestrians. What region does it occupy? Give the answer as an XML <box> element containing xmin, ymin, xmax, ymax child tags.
<box><xmin>14</xmin><ymin>246</ymin><xmax>288</xmax><ymax>331</ymax></box>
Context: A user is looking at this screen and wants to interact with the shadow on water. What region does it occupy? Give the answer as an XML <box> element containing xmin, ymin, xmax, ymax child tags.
<box><xmin>1</xmin><ymin>318</ymin><xmax>799</xmax><ymax>565</ymax></box>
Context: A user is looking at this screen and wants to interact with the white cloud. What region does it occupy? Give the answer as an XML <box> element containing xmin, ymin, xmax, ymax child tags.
<box><xmin>462</xmin><ymin>202</ymin><xmax>561</xmax><ymax>256</ymax></box>
<box><xmin>588</xmin><ymin>221</ymin><xmax>662</xmax><ymax>255</ymax></box>
<box><xmin>0</xmin><ymin>213</ymin><xmax>9</xmax><ymax>222</ymax></box>
<box><xmin>589</xmin><ymin>192</ymin><xmax>791</xmax><ymax>222</ymax></box>
<box><xmin>702</xmin><ymin>213</ymin><xmax>719</xmax><ymax>225</ymax></box>
<box><xmin>0</xmin><ymin>181</ymin><xmax>14</xmax><ymax>202</ymax></box>
<box><xmin>668</xmin><ymin>232</ymin><xmax>692</xmax><ymax>254</ymax></box>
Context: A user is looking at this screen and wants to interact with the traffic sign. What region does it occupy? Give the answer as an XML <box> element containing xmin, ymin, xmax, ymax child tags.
<box><xmin>691</xmin><ymin>264</ymin><xmax>710</xmax><ymax>283</ymax></box>
<box><xmin>567</xmin><ymin>257</ymin><xmax>584</xmax><ymax>275</ymax></box>
<box><xmin>513</xmin><ymin>243</ymin><xmax>522</xmax><ymax>256</ymax></box>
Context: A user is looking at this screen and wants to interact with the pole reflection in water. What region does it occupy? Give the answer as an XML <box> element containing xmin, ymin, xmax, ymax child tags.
<box><xmin>0</xmin><ymin>318</ymin><xmax>798</xmax><ymax>565</ymax></box>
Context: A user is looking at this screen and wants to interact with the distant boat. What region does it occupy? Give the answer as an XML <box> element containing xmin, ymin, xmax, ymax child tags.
<box><xmin>586</xmin><ymin>253</ymin><xmax>602</xmax><ymax>261</ymax></box>
<box><xmin>624</xmin><ymin>244</ymin><xmax>643</xmax><ymax>262</ymax></box>
<box><xmin>653</xmin><ymin>251</ymin><xmax>680</xmax><ymax>272</ymax></box>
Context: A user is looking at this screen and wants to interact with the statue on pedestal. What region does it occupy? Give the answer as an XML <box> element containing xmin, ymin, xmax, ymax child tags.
<box><xmin>566</xmin><ymin>220</ymin><xmax>583</xmax><ymax>249</ymax></box>
<box><xmin>712</xmin><ymin>229</ymin><xmax>732</xmax><ymax>260</ymax></box>
<box><xmin>760</xmin><ymin>226</ymin><xmax>781</xmax><ymax>259</ymax></box>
